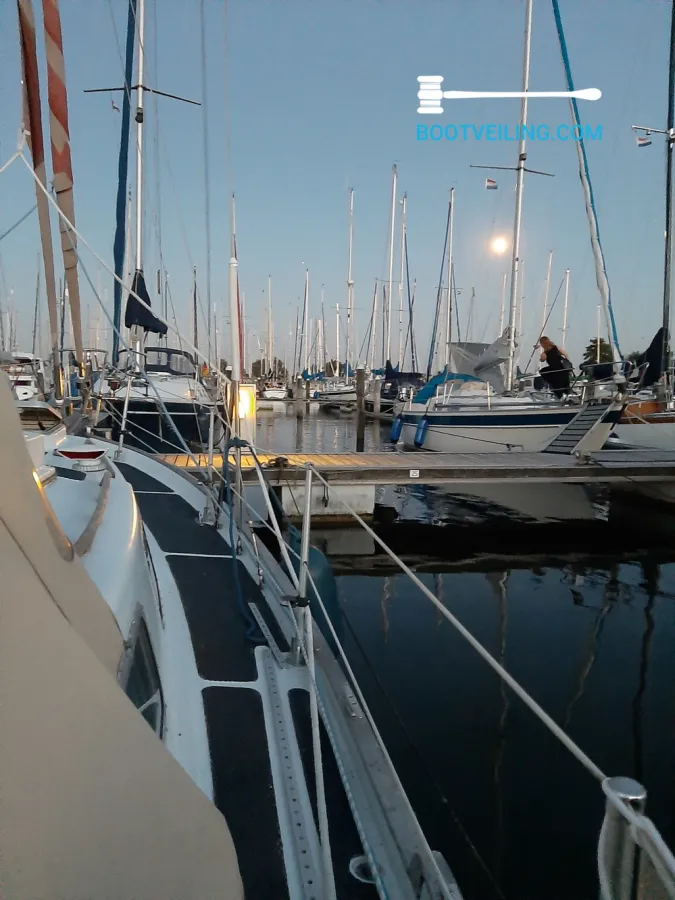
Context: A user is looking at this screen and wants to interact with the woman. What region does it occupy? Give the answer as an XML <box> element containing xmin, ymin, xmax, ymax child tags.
<box><xmin>538</xmin><ymin>336</ymin><xmax>572</xmax><ymax>398</ymax></box>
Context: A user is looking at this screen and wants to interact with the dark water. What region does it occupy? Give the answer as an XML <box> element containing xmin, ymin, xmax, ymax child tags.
<box><xmin>257</xmin><ymin>406</ymin><xmax>675</xmax><ymax>900</ymax></box>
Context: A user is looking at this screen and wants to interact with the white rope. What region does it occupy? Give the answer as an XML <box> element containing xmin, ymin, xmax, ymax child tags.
<box><xmin>307</xmin><ymin>463</ymin><xmax>607</xmax><ymax>784</ymax></box>
<box><xmin>0</xmin><ymin>148</ymin><xmax>22</xmax><ymax>176</ymax></box>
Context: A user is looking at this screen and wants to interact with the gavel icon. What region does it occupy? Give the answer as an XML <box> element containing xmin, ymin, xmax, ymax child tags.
<box><xmin>417</xmin><ymin>75</ymin><xmax>601</xmax><ymax>114</ymax></box>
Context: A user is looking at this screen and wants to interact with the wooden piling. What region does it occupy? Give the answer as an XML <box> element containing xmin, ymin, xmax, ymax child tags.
<box><xmin>373</xmin><ymin>378</ymin><xmax>381</xmax><ymax>418</ymax></box>
<box><xmin>356</xmin><ymin>366</ymin><xmax>365</xmax><ymax>451</ymax></box>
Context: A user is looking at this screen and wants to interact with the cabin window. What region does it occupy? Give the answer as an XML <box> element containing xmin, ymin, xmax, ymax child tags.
<box><xmin>125</xmin><ymin>619</ymin><xmax>164</xmax><ymax>737</ymax></box>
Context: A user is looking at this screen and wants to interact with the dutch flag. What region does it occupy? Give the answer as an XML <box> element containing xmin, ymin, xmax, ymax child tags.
<box><xmin>485</xmin><ymin>178</ymin><xmax>498</xmax><ymax>189</ymax></box>
<box><xmin>637</xmin><ymin>135</ymin><xmax>652</xmax><ymax>148</ymax></box>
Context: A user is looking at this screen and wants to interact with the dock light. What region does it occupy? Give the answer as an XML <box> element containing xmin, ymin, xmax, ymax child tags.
<box><xmin>237</xmin><ymin>382</ymin><xmax>257</xmax><ymax>446</ymax></box>
<box><xmin>491</xmin><ymin>236</ymin><xmax>508</xmax><ymax>254</ymax></box>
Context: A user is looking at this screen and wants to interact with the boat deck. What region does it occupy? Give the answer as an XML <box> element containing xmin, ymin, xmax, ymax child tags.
<box><xmin>115</xmin><ymin>461</ymin><xmax>374</xmax><ymax>900</ymax></box>
<box><xmin>154</xmin><ymin>449</ymin><xmax>675</xmax><ymax>486</ymax></box>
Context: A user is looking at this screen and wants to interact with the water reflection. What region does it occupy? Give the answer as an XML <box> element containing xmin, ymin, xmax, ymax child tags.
<box><xmin>337</xmin><ymin>561</ymin><xmax>675</xmax><ymax>900</ymax></box>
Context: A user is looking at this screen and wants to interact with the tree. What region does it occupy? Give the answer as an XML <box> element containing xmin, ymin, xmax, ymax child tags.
<box><xmin>581</xmin><ymin>337</ymin><xmax>613</xmax><ymax>367</ymax></box>
<box><xmin>250</xmin><ymin>357</ymin><xmax>287</xmax><ymax>380</ymax></box>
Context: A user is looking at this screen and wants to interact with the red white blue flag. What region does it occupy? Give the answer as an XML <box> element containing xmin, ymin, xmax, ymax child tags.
<box><xmin>637</xmin><ymin>136</ymin><xmax>652</xmax><ymax>148</ymax></box>
<box><xmin>485</xmin><ymin>178</ymin><xmax>498</xmax><ymax>189</ymax></box>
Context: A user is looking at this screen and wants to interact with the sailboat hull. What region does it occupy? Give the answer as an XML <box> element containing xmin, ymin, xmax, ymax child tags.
<box><xmin>399</xmin><ymin>408</ymin><xmax>580</xmax><ymax>453</ymax></box>
<box><xmin>105</xmin><ymin>398</ymin><xmax>222</xmax><ymax>454</ymax></box>
<box><xmin>317</xmin><ymin>388</ymin><xmax>357</xmax><ymax>403</ymax></box>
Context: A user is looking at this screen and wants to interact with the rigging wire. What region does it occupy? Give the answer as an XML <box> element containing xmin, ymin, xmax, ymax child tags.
<box><xmin>199</xmin><ymin>0</ymin><xmax>213</xmax><ymax>366</ymax></box>
<box><xmin>427</xmin><ymin>199</ymin><xmax>452</xmax><ymax>378</ymax></box>
<box><xmin>0</xmin><ymin>203</ymin><xmax>37</xmax><ymax>242</ymax></box>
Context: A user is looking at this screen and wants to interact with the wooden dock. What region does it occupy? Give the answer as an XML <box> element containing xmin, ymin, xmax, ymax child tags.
<box><xmin>156</xmin><ymin>449</ymin><xmax>675</xmax><ymax>487</ymax></box>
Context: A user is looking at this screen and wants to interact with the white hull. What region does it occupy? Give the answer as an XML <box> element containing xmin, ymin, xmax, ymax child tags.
<box><xmin>613</xmin><ymin>422</ymin><xmax>675</xmax><ymax>451</ymax></box>
<box><xmin>317</xmin><ymin>389</ymin><xmax>357</xmax><ymax>403</ymax></box>
<box><xmin>261</xmin><ymin>388</ymin><xmax>288</xmax><ymax>401</ymax></box>
<box><xmin>400</xmin><ymin>419</ymin><xmax>567</xmax><ymax>452</ymax></box>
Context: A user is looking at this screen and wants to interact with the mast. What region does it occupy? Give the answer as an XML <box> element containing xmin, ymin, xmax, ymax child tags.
<box><xmin>241</xmin><ymin>290</ymin><xmax>247</xmax><ymax>375</ymax></box>
<box><xmin>562</xmin><ymin>268</ymin><xmax>570</xmax><ymax>347</ymax></box>
<box><xmin>192</xmin><ymin>266</ymin><xmax>198</xmax><ymax>352</ymax></box>
<box><xmin>134</xmin><ymin>0</ymin><xmax>146</xmax><ymax>274</ymax></box>
<box><xmin>368</xmin><ymin>279</ymin><xmax>378</xmax><ymax>372</ymax></box>
<box><xmin>398</xmin><ymin>193</ymin><xmax>407</xmax><ymax>369</ymax></box>
<box><xmin>17</xmin><ymin>0</ymin><xmax>62</xmax><ymax>395</ymax></box>
<box><xmin>499</xmin><ymin>272</ymin><xmax>507</xmax><ymax>333</ymax></box>
<box><xmin>32</xmin><ymin>256</ymin><xmax>41</xmax><ymax>355</ymax></box>
<box><xmin>335</xmin><ymin>304</ymin><xmax>340</xmax><ymax>377</ymax></box>
<box><xmin>267</xmin><ymin>275</ymin><xmax>273</xmax><ymax>378</ymax></box>
<box><xmin>385</xmin><ymin>164</ymin><xmax>397</xmax><ymax>364</ymax></box>
<box><xmin>346</xmin><ymin>188</ymin><xmax>354</xmax><ymax>378</ymax></box>
<box><xmin>505</xmin><ymin>0</ymin><xmax>533</xmax><ymax>392</ymax></box>
<box><xmin>541</xmin><ymin>249</ymin><xmax>553</xmax><ymax>333</ymax></box>
<box><xmin>303</xmin><ymin>270</ymin><xmax>309</xmax><ymax>374</ymax></box>
<box><xmin>111</xmin><ymin>0</ymin><xmax>137</xmax><ymax>364</ymax></box>
<box><xmin>43</xmin><ymin>0</ymin><xmax>84</xmax><ymax>368</ymax></box>
<box><xmin>444</xmin><ymin>187</ymin><xmax>455</xmax><ymax>368</ymax></box>
<box><xmin>663</xmin><ymin>0</ymin><xmax>675</xmax><ymax>379</ymax></box>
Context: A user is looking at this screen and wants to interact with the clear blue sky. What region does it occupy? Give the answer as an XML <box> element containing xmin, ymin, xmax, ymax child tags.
<box><xmin>0</xmin><ymin>0</ymin><xmax>671</xmax><ymax>370</ymax></box>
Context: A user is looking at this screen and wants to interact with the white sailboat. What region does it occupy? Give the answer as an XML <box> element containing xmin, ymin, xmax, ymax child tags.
<box><xmin>97</xmin><ymin>0</ymin><xmax>220</xmax><ymax>453</ymax></box>
<box><xmin>317</xmin><ymin>192</ymin><xmax>358</xmax><ymax>405</ymax></box>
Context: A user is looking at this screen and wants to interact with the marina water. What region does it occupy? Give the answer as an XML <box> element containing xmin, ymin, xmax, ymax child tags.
<box><xmin>256</xmin><ymin>404</ymin><xmax>675</xmax><ymax>900</ymax></box>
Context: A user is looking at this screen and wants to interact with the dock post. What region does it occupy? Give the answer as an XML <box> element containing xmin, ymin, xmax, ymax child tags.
<box><xmin>305</xmin><ymin>377</ymin><xmax>311</xmax><ymax>415</ymax></box>
<box><xmin>373</xmin><ymin>380</ymin><xmax>381</xmax><ymax>418</ymax></box>
<box><xmin>356</xmin><ymin>366</ymin><xmax>365</xmax><ymax>451</ymax></box>
<box><xmin>295</xmin><ymin>376</ymin><xmax>304</xmax><ymax>418</ymax></box>
<box><xmin>598</xmin><ymin>776</ymin><xmax>647</xmax><ymax>900</ymax></box>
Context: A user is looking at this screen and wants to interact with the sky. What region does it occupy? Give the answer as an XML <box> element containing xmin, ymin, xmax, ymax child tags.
<box><xmin>0</xmin><ymin>0</ymin><xmax>672</xmax><ymax>373</ymax></box>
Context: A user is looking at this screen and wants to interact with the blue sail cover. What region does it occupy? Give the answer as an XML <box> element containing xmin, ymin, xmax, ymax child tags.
<box><xmin>125</xmin><ymin>269</ymin><xmax>168</xmax><ymax>335</ymax></box>
<box><xmin>112</xmin><ymin>0</ymin><xmax>137</xmax><ymax>364</ymax></box>
<box><xmin>412</xmin><ymin>368</ymin><xmax>480</xmax><ymax>403</ymax></box>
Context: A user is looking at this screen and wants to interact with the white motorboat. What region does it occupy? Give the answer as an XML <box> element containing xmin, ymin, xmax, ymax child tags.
<box><xmin>316</xmin><ymin>381</ymin><xmax>357</xmax><ymax>404</ymax></box>
<box><xmin>261</xmin><ymin>384</ymin><xmax>288</xmax><ymax>401</ymax></box>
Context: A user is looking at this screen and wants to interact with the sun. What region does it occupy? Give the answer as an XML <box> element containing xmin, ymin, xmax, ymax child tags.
<box><xmin>491</xmin><ymin>236</ymin><xmax>508</xmax><ymax>254</ymax></box>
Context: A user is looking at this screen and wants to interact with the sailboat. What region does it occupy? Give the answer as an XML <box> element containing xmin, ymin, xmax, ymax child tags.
<box><xmin>96</xmin><ymin>0</ymin><xmax>221</xmax><ymax>454</ymax></box>
<box><xmin>393</xmin><ymin>0</ymin><xmax>624</xmax><ymax>456</ymax></box>
<box><xmin>260</xmin><ymin>276</ymin><xmax>289</xmax><ymax>400</ymax></box>
<box><xmin>317</xmin><ymin>190</ymin><xmax>357</xmax><ymax>405</ymax></box>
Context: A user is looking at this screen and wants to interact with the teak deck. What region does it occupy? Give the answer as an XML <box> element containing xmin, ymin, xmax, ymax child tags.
<box><xmin>155</xmin><ymin>449</ymin><xmax>675</xmax><ymax>486</ymax></box>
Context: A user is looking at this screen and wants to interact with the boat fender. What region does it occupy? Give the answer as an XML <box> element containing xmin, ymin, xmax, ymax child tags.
<box><xmin>390</xmin><ymin>414</ymin><xmax>403</xmax><ymax>443</ymax></box>
<box><xmin>414</xmin><ymin>416</ymin><xmax>429</xmax><ymax>448</ymax></box>
<box><xmin>288</xmin><ymin>528</ymin><xmax>342</xmax><ymax>655</ymax></box>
